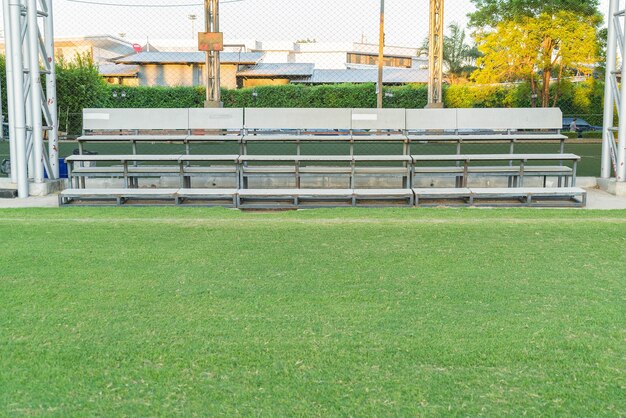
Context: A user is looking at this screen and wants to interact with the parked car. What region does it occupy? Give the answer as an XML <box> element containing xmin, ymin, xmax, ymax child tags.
<box><xmin>562</xmin><ymin>117</ymin><xmax>602</xmax><ymax>132</ymax></box>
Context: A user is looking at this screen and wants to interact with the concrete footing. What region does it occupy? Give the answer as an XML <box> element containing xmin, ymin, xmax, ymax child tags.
<box><xmin>597</xmin><ymin>178</ymin><xmax>626</xmax><ymax>197</ymax></box>
<box><xmin>0</xmin><ymin>178</ymin><xmax>68</xmax><ymax>197</ymax></box>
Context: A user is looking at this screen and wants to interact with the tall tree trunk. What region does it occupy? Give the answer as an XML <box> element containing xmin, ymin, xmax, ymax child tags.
<box><xmin>552</xmin><ymin>65</ymin><xmax>564</xmax><ymax>107</ymax></box>
<box><xmin>530</xmin><ymin>77</ymin><xmax>537</xmax><ymax>108</ymax></box>
<box><xmin>542</xmin><ymin>69</ymin><xmax>551</xmax><ymax>108</ymax></box>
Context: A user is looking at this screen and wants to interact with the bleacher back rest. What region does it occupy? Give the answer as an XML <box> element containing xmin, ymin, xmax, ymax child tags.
<box><xmin>405</xmin><ymin>109</ymin><xmax>457</xmax><ymax>131</ymax></box>
<box><xmin>456</xmin><ymin>108</ymin><xmax>562</xmax><ymax>130</ymax></box>
<box><xmin>351</xmin><ymin>109</ymin><xmax>405</xmax><ymax>131</ymax></box>
<box><xmin>189</xmin><ymin>108</ymin><xmax>244</xmax><ymax>130</ymax></box>
<box><xmin>244</xmin><ymin>108</ymin><xmax>352</xmax><ymax>130</ymax></box>
<box><xmin>83</xmin><ymin>108</ymin><xmax>189</xmax><ymax>131</ymax></box>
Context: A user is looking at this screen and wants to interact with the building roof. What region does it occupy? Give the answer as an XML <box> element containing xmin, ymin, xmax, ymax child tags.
<box><xmin>55</xmin><ymin>35</ymin><xmax>137</xmax><ymax>56</ymax></box>
<box><xmin>237</xmin><ymin>63</ymin><xmax>315</xmax><ymax>77</ymax></box>
<box><xmin>99</xmin><ymin>63</ymin><xmax>140</xmax><ymax>77</ymax></box>
<box><xmin>293</xmin><ymin>68</ymin><xmax>429</xmax><ymax>84</ymax></box>
<box><xmin>114</xmin><ymin>51</ymin><xmax>264</xmax><ymax>65</ymax></box>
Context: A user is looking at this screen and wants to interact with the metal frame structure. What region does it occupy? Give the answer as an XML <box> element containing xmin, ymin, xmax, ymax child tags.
<box><xmin>3</xmin><ymin>0</ymin><xmax>59</xmax><ymax>198</ymax></box>
<box><xmin>602</xmin><ymin>0</ymin><xmax>625</xmax><ymax>181</ymax></box>
<box><xmin>427</xmin><ymin>0</ymin><xmax>444</xmax><ymax>107</ymax></box>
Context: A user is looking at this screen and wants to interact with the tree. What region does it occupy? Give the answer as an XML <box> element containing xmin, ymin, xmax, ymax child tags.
<box><xmin>471</xmin><ymin>4</ymin><xmax>601</xmax><ymax>107</ymax></box>
<box><xmin>422</xmin><ymin>23</ymin><xmax>481</xmax><ymax>83</ymax></box>
<box><xmin>443</xmin><ymin>23</ymin><xmax>481</xmax><ymax>82</ymax></box>
<box><xmin>469</xmin><ymin>0</ymin><xmax>600</xmax><ymax>27</ymax></box>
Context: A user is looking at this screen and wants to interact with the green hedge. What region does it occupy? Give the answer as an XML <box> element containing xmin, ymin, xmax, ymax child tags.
<box><xmin>0</xmin><ymin>55</ymin><xmax>607</xmax><ymax>135</ymax></box>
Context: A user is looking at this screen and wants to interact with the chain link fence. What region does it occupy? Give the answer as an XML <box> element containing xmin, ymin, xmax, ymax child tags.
<box><xmin>0</xmin><ymin>0</ymin><xmax>610</xmax><ymax>177</ymax></box>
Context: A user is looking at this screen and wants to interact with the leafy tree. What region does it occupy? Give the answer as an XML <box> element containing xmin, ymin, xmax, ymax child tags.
<box><xmin>471</xmin><ymin>7</ymin><xmax>601</xmax><ymax>107</ymax></box>
<box><xmin>55</xmin><ymin>53</ymin><xmax>110</xmax><ymax>134</ymax></box>
<box><xmin>443</xmin><ymin>23</ymin><xmax>481</xmax><ymax>82</ymax></box>
<box><xmin>469</xmin><ymin>0</ymin><xmax>600</xmax><ymax>27</ymax></box>
<box><xmin>422</xmin><ymin>23</ymin><xmax>481</xmax><ymax>83</ymax></box>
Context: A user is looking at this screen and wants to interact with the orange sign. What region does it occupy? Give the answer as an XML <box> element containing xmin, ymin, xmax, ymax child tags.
<box><xmin>198</xmin><ymin>32</ymin><xmax>224</xmax><ymax>51</ymax></box>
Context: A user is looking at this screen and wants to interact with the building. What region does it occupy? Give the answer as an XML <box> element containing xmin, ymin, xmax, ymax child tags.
<box><xmin>0</xmin><ymin>35</ymin><xmax>137</xmax><ymax>63</ymax></box>
<box><xmin>104</xmin><ymin>38</ymin><xmax>429</xmax><ymax>88</ymax></box>
<box><xmin>113</xmin><ymin>51</ymin><xmax>264</xmax><ymax>89</ymax></box>
<box><xmin>142</xmin><ymin>38</ymin><xmax>428</xmax><ymax>71</ymax></box>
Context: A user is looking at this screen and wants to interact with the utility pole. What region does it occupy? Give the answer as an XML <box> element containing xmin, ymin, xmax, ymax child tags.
<box><xmin>427</xmin><ymin>0</ymin><xmax>444</xmax><ymax>108</ymax></box>
<box><xmin>202</xmin><ymin>0</ymin><xmax>222</xmax><ymax>107</ymax></box>
<box><xmin>377</xmin><ymin>0</ymin><xmax>385</xmax><ymax>108</ymax></box>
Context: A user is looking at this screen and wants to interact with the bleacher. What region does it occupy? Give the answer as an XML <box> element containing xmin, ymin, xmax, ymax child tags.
<box><xmin>59</xmin><ymin>107</ymin><xmax>586</xmax><ymax>208</ymax></box>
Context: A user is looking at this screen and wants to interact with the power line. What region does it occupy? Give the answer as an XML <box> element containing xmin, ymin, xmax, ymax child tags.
<box><xmin>64</xmin><ymin>0</ymin><xmax>242</xmax><ymax>7</ymax></box>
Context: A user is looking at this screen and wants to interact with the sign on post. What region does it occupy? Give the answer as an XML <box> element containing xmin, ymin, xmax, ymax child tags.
<box><xmin>198</xmin><ymin>32</ymin><xmax>224</xmax><ymax>51</ymax></box>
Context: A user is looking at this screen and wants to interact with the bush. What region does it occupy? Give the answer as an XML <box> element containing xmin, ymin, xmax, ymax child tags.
<box><xmin>0</xmin><ymin>53</ymin><xmax>608</xmax><ymax>136</ymax></box>
<box><xmin>56</xmin><ymin>54</ymin><xmax>110</xmax><ymax>135</ymax></box>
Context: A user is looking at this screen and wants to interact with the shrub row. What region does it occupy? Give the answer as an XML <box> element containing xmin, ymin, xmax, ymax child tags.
<box><xmin>0</xmin><ymin>56</ymin><xmax>607</xmax><ymax>135</ymax></box>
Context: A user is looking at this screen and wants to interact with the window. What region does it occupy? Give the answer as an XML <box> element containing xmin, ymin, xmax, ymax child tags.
<box><xmin>347</xmin><ymin>53</ymin><xmax>412</xmax><ymax>68</ymax></box>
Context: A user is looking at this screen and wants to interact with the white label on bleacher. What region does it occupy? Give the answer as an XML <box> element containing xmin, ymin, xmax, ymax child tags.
<box><xmin>84</xmin><ymin>113</ymin><xmax>110</xmax><ymax>120</ymax></box>
<box><xmin>352</xmin><ymin>114</ymin><xmax>378</xmax><ymax>121</ymax></box>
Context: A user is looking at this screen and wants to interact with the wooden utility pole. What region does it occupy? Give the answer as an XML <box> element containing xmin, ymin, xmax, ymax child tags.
<box><xmin>427</xmin><ymin>0</ymin><xmax>444</xmax><ymax>108</ymax></box>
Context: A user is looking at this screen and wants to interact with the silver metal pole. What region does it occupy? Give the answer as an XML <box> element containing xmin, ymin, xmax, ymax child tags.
<box><xmin>377</xmin><ymin>0</ymin><xmax>384</xmax><ymax>109</ymax></box>
<box><xmin>9</xmin><ymin>0</ymin><xmax>29</xmax><ymax>197</ymax></box>
<box><xmin>617</xmin><ymin>0</ymin><xmax>626</xmax><ymax>182</ymax></box>
<box><xmin>602</xmin><ymin>0</ymin><xmax>618</xmax><ymax>178</ymax></box>
<box><xmin>44</xmin><ymin>0</ymin><xmax>59</xmax><ymax>178</ymax></box>
<box><xmin>3</xmin><ymin>0</ymin><xmax>18</xmax><ymax>183</ymax></box>
<box><xmin>27</xmin><ymin>0</ymin><xmax>44</xmax><ymax>183</ymax></box>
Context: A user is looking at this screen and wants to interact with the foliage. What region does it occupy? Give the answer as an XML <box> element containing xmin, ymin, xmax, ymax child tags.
<box><xmin>56</xmin><ymin>54</ymin><xmax>110</xmax><ymax>134</ymax></box>
<box><xmin>422</xmin><ymin>23</ymin><xmax>481</xmax><ymax>83</ymax></box>
<box><xmin>103</xmin><ymin>85</ymin><xmax>205</xmax><ymax>108</ymax></box>
<box><xmin>443</xmin><ymin>23</ymin><xmax>481</xmax><ymax>81</ymax></box>
<box><xmin>222</xmin><ymin>83</ymin><xmax>427</xmax><ymax>109</ymax></box>
<box><xmin>468</xmin><ymin>0</ymin><xmax>600</xmax><ymax>27</ymax></box>
<box><xmin>472</xmin><ymin>11</ymin><xmax>601</xmax><ymax>107</ymax></box>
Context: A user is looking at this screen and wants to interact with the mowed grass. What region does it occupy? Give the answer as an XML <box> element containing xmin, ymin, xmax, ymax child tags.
<box><xmin>0</xmin><ymin>208</ymin><xmax>624</xmax><ymax>416</ymax></box>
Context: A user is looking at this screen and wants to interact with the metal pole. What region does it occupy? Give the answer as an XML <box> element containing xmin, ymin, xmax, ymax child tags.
<box><xmin>9</xmin><ymin>0</ymin><xmax>29</xmax><ymax>197</ymax></box>
<box><xmin>427</xmin><ymin>0</ymin><xmax>444</xmax><ymax>108</ymax></box>
<box><xmin>27</xmin><ymin>0</ymin><xmax>44</xmax><ymax>183</ymax></box>
<box><xmin>3</xmin><ymin>0</ymin><xmax>18</xmax><ymax>183</ymax></box>
<box><xmin>602</xmin><ymin>0</ymin><xmax>618</xmax><ymax>179</ymax></box>
<box><xmin>44</xmin><ymin>0</ymin><xmax>59</xmax><ymax>178</ymax></box>
<box><xmin>377</xmin><ymin>0</ymin><xmax>384</xmax><ymax>108</ymax></box>
<box><xmin>618</xmin><ymin>18</ymin><xmax>626</xmax><ymax>182</ymax></box>
<box><xmin>213</xmin><ymin>0</ymin><xmax>221</xmax><ymax>104</ymax></box>
<box><xmin>203</xmin><ymin>0</ymin><xmax>212</xmax><ymax>107</ymax></box>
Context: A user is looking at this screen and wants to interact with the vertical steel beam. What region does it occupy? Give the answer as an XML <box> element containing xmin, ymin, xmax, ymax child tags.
<box><xmin>377</xmin><ymin>0</ymin><xmax>385</xmax><ymax>108</ymax></box>
<box><xmin>27</xmin><ymin>0</ymin><xmax>44</xmax><ymax>183</ymax></box>
<box><xmin>44</xmin><ymin>0</ymin><xmax>59</xmax><ymax>178</ymax></box>
<box><xmin>618</xmin><ymin>15</ymin><xmax>626</xmax><ymax>181</ymax></box>
<box><xmin>427</xmin><ymin>0</ymin><xmax>444</xmax><ymax>107</ymax></box>
<box><xmin>3</xmin><ymin>0</ymin><xmax>18</xmax><ymax>183</ymax></box>
<box><xmin>9</xmin><ymin>0</ymin><xmax>29</xmax><ymax>197</ymax></box>
<box><xmin>602</xmin><ymin>0</ymin><xmax>619</xmax><ymax>178</ymax></box>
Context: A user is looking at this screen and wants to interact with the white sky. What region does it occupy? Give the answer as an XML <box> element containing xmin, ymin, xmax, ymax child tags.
<box><xmin>1</xmin><ymin>0</ymin><xmax>614</xmax><ymax>47</ymax></box>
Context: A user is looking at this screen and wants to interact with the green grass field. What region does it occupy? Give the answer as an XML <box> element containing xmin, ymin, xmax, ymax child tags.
<box><xmin>1</xmin><ymin>208</ymin><xmax>624</xmax><ymax>416</ymax></box>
